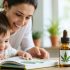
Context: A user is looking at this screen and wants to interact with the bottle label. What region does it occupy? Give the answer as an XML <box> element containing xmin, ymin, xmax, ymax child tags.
<box><xmin>60</xmin><ymin>50</ymin><xmax>70</xmax><ymax>64</ymax></box>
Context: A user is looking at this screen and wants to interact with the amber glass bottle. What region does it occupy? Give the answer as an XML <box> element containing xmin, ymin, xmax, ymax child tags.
<box><xmin>59</xmin><ymin>30</ymin><xmax>70</xmax><ymax>67</ymax></box>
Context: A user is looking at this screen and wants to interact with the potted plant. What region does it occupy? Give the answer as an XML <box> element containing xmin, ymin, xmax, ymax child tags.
<box><xmin>32</xmin><ymin>32</ymin><xmax>42</xmax><ymax>47</ymax></box>
<box><xmin>0</xmin><ymin>0</ymin><xmax>3</xmax><ymax>8</ymax></box>
<box><xmin>48</xmin><ymin>20</ymin><xmax>59</xmax><ymax>47</ymax></box>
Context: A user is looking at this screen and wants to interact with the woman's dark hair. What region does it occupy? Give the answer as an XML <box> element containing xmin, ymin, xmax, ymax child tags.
<box><xmin>0</xmin><ymin>12</ymin><xmax>10</xmax><ymax>35</ymax></box>
<box><xmin>3</xmin><ymin>0</ymin><xmax>38</xmax><ymax>9</ymax></box>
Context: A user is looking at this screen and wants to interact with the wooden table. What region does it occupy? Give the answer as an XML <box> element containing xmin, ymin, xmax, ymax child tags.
<box><xmin>32</xmin><ymin>66</ymin><xmax>70</xmax><ymax>70</ymax></box>
<box><xmin>1</xmin><ymin>66</ymin><xmax>70</xmax><ymax>70</ymax></box>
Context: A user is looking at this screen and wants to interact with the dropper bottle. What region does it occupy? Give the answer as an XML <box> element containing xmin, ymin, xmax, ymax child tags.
<box><xmin>59</xmin><ymin>30</ymin><xmax>70</xmax><ymax>67</ymax></box>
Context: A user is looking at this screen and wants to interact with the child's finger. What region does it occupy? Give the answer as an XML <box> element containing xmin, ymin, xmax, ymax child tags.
<box><xmin>24</xmin><ymin>53</ymin><xmax>32</xmax><ymax>60</ymax></box>
<box><xmin>20</xmin><ymin>53</ymin><xmax>32</xmax><ymax>60</ymax></box>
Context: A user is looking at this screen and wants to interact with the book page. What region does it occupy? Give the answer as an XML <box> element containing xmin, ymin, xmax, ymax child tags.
<box><xmin>0</xmin><ymin>57</ymin><xmax>58</xmax><ymax>69</ymax></box>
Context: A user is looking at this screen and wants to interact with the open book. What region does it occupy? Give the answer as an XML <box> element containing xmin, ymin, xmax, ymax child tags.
<box><xmin>0</xmin><ymin>57</ymin><xmax>58</xmax><ymax>69</ymax></box>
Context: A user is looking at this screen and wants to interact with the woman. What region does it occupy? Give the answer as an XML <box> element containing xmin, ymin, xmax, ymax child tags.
<box><xmin>0</xmin><ymin>12</ymin><xmax>32</xmax><ymax>60</ymax></box>
<box><xmin>3</xmin><ymin>0</ymin><xmax>49</xmax><ymax>59</ymax></box>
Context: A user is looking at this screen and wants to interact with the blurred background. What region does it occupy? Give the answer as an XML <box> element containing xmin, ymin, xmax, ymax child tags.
<box><xmin>0</xmin><ymin>0</ymin><xmax>70</xmax><ymax>58</ymax></box>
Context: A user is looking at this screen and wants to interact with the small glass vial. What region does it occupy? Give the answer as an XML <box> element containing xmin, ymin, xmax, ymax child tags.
<box><xmin>59</xmin><ymin>30</ymin><xmax>70</xmax><ymax>67</ymax></box>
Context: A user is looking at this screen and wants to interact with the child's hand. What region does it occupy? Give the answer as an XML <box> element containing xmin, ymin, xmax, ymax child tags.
<box><xmin>0</xmin><ymin>54</ymin><xmax>6</xmax><ymax>60</ymax></box>
<box><xmin>17</xmin><ymin>50</ymin><xmax>32</xmax><ymax>60</ymax></box>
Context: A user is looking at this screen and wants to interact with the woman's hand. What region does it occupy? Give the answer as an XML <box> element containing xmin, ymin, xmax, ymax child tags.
<box><xmin>17</xmin><ymin>50</ymin><xmax>32</xmax><ymax>60</ymax></box>
<box><xmin>27</xmin><ymin>47</ymin><xmax>50</xmax><ymax>59</ymax></box>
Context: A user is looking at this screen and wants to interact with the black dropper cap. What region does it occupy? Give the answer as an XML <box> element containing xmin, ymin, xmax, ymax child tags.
<box><xmin>61</xmin><ymin>30</ymin><xmax>70</xmax><ymax>43</ymax></box>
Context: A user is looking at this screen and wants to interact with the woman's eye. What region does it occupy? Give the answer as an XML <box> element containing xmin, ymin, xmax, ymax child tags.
<box><xmin>26</xmin><ymin>17</ymin><xmax>30</xmax><ymax>20</ymax></box>
<box><xmin>5</xmin><ymin>41</ymin><xmax>8</xmax><ymax>43</ymax></box>
<box><xmin>16</xmin><ymin>13</ymin><xmax>21</xmax><ymax>17</ymax></box>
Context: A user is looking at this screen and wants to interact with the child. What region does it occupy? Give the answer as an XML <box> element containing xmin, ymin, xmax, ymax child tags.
<box><xmin>0</xmin><ymin>12</ymin><xmax>32</xmax><ymax>60</ymax></box>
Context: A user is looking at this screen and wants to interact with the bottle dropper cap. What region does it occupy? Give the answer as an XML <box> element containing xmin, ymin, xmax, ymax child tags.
<box><xmin>61</xmin><ymin>30</ymin><xmax>69</xmax><ymax>43</ymax></box>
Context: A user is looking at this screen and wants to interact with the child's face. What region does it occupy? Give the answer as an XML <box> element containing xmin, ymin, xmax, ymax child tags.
<box><xmin>0</xmin><ymin>30</ymin><xmax>10</xmax><ymax>51</ymax></box>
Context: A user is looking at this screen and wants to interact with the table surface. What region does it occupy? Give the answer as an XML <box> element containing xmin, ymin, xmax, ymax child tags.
<box><xmin>32</xmin><ymin>66</ymin><xmax>70</xmax><ymax>70</ymax></box>
<box><xmin>1</xmin><ymin>66</ymin><xmax>70</xmax><ymax>70</ymax></box>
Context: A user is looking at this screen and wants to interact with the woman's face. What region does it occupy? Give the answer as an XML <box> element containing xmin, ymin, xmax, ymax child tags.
<box><xmin>4</xmin><ymin>3</ymin><xmax>35</xmax><ymax>33</ymax></box>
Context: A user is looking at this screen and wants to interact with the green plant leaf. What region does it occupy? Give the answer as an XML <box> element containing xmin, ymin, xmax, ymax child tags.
<box><xmin>61</xmin><ymin>56</ymin><xmax>65</xmax><ymax>62</ymax></box>
<box><xmin>61</xmin><ymin>51</ymin><xmax>70</xmax><ymax>62</ymax></box>
<box><xmin>48</xmin><ymin>20</ymin><xmax>59</xmax><ymax>36</ymax></box>
<box><xmin>66</xmin><ymin>56</ymin><xmax>70</xmax><ymax>62</ymax></box>
<box><xmin>32</xmin><ymin>32</ymin><xmax>42</xmax><ymax>39</ymax></box>
<box><xmin>64</xmin><ymin>51</ymin><xmax>67</xmax><ymax>61</ymax></box>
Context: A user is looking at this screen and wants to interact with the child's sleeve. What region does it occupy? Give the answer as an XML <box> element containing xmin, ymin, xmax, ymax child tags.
<box><xmin>5</xmin><ymin>42</ymin><xmax>18</xmax><ymax>57</ymax></box>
